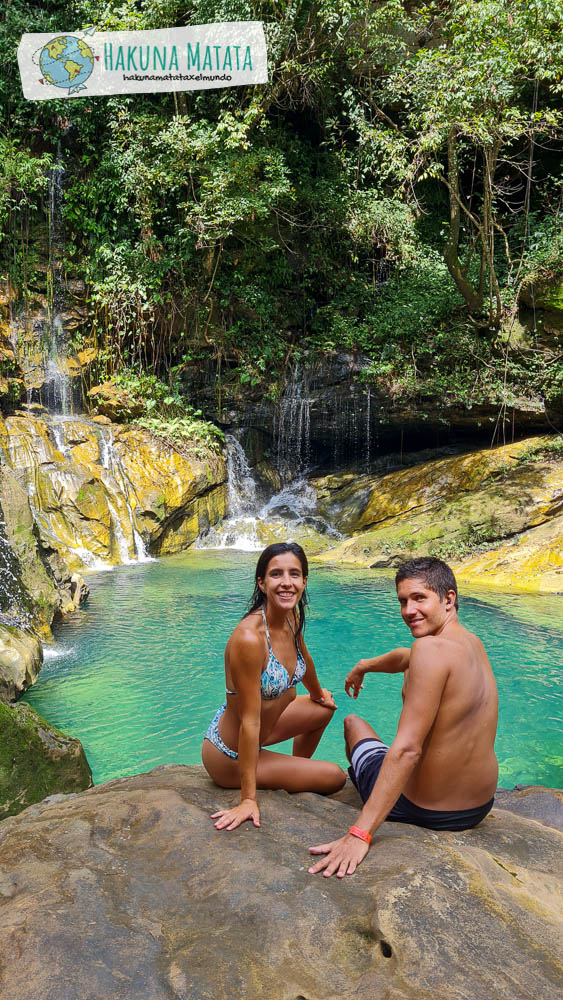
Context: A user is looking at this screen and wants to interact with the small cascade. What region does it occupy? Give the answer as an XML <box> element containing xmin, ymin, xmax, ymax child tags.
<box><xmin>225</xmin><ymin>434</ymin><xmax>258</xmax><ymax>516</ymax></box>
<box><xmin>197</xmin><ymin>437</ymin><xmax>340</xmax><ymax>551</ymax></box>
<box><xmin>274</xmin><ymin>368</ymin><xmax>312</xmax><ymax>482</ymax></box>
<box><xmin>0</xmin><ymin>509</ymin><xmax>31</xmax><ymax>625</ymax></box>
<box><xmin>106</xmin><ymin>498</ymin><xmax>134</xmax><ymax>564</ymax></box>
<box><xmin>50</xmin><ymin>421</ymin><xmax>71</xmax><ymax>459</ymax></box>
<box><xmin>44</xmin><ymin>144</ymin><xmax>72</xmax><ymax>416</ymax></box>
<box><xmin>366</xmin><ymin>386</ymin><xmax>371</xmax><ymax>472</ymax></box>
<box><xmin>96</xmin><ymin>425</ymin><xmax>152</xmax><ymax>563</ymax></box>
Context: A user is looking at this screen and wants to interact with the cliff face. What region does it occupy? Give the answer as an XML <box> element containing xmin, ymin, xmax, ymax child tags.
<box><xmin>0</xmin><ymin>767</ymin><xmax>560</xmax><ymax>1000</ymax></box>
<box><xmin>1</xmin><ymin>412</ymin><xmax>227</xmax><ymax>574</ymax></box>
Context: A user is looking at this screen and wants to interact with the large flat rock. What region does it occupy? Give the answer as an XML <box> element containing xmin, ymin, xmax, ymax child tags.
<box><xmin>0</xmin><ymin>767</ymin><xmax>561</xmax><ymax>1000</ymax></box>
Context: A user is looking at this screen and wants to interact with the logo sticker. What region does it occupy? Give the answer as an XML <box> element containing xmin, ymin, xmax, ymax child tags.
<box><xmin>18</xmin><ymin>23</ymin><xmax>267</xmax><ymax>100</ymax></box>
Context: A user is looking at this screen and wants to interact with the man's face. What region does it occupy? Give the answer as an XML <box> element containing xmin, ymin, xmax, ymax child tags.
<box><xmin>396</xmin><ymin>577</ymin><xmax>454</xmax><ymax>637</ymax></box>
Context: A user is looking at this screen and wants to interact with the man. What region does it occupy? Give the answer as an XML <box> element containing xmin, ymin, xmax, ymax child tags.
<box><xmin>308</xmin><ymin>557</ymin><xmax>498</xmax><ymax>879</ymax></box>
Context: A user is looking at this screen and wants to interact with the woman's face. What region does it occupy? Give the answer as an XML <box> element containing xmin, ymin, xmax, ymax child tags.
<box><xmin>258</xmin><ymin>553</ymin><xmax>307</xmax><ymax>612</ymax></box>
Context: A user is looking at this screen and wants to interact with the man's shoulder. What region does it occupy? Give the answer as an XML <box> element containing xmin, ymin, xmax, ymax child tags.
<box><xmin>410</xmin><ymin>634</ymin><xmax>463</xmax><ymax>670</ymax></box>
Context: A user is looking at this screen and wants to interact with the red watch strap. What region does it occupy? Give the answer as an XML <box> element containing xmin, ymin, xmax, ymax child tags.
<box><xmin>349</xmin><ymin>825</ymin><xmax>372</xmax><ymax>844</ymax></box>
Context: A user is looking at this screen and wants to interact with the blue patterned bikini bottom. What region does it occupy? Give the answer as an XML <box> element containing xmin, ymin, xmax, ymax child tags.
<box><xmin>205</xmin><ymin>703</ymin><xmax>239</xmax><ymax>760</ymax></box>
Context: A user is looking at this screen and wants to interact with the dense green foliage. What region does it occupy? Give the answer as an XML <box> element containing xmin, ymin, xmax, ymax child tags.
<box><xmin>1</xmin><ymin>0</ymin><xmax>562</xmax><ymax>416</ymax></box>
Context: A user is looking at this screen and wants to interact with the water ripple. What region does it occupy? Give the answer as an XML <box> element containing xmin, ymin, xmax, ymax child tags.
<box><xmin>23</xmin><ymin>550</ymin><xmax>563</xmax><ymax>789</ymax></box>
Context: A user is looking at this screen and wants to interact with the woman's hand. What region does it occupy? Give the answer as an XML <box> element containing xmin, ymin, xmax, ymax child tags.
<box><xmin>211</xmin><ymin>798</ymin><xmax>261</xmax><ymax>831</ymax></box>
<box><xmin>345</xmin><ymin>661</ymin><xmax>366</xmax><ymax>699</ymax></box>
<box><xmin>311</xmin><ymin>688</ymin><xmax>337</xmax><ymax>710</ymax></box>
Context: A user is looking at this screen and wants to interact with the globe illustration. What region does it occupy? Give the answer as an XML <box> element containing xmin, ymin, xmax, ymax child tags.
<box><xmin>39</xmin><ymin>35</ymin><xmax>94</xmax><ymax>94</ymax></box>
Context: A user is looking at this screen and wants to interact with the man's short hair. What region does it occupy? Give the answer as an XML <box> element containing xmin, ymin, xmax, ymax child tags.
<box><xmin>395</xmin><ymin>557</ymin><xmax>459</xmax><ymax>610</ymax></box>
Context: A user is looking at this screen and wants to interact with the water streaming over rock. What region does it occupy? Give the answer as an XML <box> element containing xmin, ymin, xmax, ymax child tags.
<box><xmin>0</xmin><ymin>502</ymin><xmax>33</xmax><ymax>627</ymax></box>
<box><xmin>44</xmin><ymin>144</ymin><xmax>71</xmax><ymax>415</ymax></box>
<box><xmin>95</xmin><ymin>425</ymin><xmax>152</xmax><ymax>563</ymax></box>
<box><xmin>273</xmin><ymin>368</ymin><xmax>312</xmax><ymax>482</ymax></box>
<box><xmin>196</xmin><ymin>435</ymin><xmax>340</xmax><ymax>551</ymax></box>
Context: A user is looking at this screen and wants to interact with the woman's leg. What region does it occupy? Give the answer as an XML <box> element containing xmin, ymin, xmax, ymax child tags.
<box><xmin>256</xmin><ymin>748</ymin><xmax>345</xmax><ymax>794</ymax></box>
<box><xmin>202</xmin><ymin>734</ymin><xmax>345</xmax><ymax>795</ymax></box>
<box><xmin>263</xmin><ymin>695</ymin><xmax>336</xmax><ymax>758</ymax></box>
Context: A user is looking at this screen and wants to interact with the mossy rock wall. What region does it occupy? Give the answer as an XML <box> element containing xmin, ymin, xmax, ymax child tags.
<box><xmin>0</xmin><ymin>700</ymin><xmax>92</xmax><ymax>821</ymax></box>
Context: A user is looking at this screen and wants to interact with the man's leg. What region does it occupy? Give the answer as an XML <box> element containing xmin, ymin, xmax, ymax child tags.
<box><xmin>343</xmin><ymin>714</ymin><xmax>384</xmax><ymax>762</ymax></box>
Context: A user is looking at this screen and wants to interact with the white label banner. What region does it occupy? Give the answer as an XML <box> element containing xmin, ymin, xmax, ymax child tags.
<box><xmin>18</xmin><ymin>22</ymin><xmax>267</xmax><ymax>100</ymax></box>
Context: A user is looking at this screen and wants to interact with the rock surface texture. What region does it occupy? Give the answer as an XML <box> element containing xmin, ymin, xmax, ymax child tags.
<box><xmin>0</xmin><ymin>412</ymin><xmax>226</xmax><ymax>572</ymax></box>
<box><xmin>0</xmin><ymin>767</ymin><xmax>560</xmax><ymax>1000</ymax></box>
<box><xmin>314</xmin><ymin>436</ymin><xmax>563</xmax><ymax>592</ymax></box>
<box><xmin>0</xmin><ymin>625</ymin><xmax>42</xmax><ymax>701</ymax></box>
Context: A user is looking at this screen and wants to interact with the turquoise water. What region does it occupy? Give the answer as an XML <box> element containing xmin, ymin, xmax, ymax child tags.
<box><xmin>24</xmin><ymin>550</ymin><xmax>563</xmax><ymax>789</ymax></box>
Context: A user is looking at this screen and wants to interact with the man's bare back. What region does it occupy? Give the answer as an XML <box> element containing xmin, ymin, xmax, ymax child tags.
<box><xmin>308</xmin><ymin>557</ymin><xmax>499</xmax><ymax>879</ymax></box>
<box><xmin>401</xmin><ymin>624</ymin><xmax>498</xmax><ymax>810</ymax></box>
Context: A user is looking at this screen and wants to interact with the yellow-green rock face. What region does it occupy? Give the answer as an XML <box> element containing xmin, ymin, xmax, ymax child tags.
<box><xmin>454</xmin><ymin>515</ymin><xmax>563</xmax><ymax>593</ymax></box>
<box><xmin>2</xmin><ymin>414</ymin><xmax>227</xmax><ymax>572</ymax></box>
<box><xmin>315</xmin><ymin>437</ymin><xmax>563</xmax><ymax>593</ymax></box>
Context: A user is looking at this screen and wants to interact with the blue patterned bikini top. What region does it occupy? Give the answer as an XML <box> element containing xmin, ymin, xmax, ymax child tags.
<box><xmin>226</xmin><ymin>607</ymin><xmax>306</xmax><ymax>700</ymax></box>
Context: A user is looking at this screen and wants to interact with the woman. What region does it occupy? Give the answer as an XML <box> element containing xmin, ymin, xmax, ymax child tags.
<box><xmin>202</xmin><ymin>542</ymin><xmax>346</xmax><ymax>830</ymax></box>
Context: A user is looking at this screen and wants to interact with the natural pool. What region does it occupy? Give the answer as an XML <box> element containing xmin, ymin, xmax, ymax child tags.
<box><xmin>24</xmin><ymin>549</ymin><xmax>563</xmax><ymax>789</ymax></box>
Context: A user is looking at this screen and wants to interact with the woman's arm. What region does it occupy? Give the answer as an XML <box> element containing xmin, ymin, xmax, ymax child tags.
<box><xmin>299</xmin><ymin>633</ymin><xmax>337</xmax><ymax>711</ymax></box>
<box><xmin>345</xmin><ymin>648</ymin><xmax>411</xmax><ymax>698</ymax></box>
<box><xmin>212</xmin><ymin>628</ymin><xmax>264</xmax><ymax>831</ymax></box>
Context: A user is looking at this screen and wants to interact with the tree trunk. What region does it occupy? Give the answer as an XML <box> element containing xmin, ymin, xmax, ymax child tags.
<box><xmin>443</xmin><ymin>129</ymin><xmax>484</xmax><ymax>315</ymax></box>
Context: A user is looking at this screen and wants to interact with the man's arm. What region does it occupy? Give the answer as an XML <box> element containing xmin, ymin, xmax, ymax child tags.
<box><xmin>345</xmin><ymin>647</ymin><xmax>411</xmax><ymax>698</ymax></box>
<box><xmin>310</xmin><ymin>638</ymin><xmax>450</xmax><ymax>877</ymax></box>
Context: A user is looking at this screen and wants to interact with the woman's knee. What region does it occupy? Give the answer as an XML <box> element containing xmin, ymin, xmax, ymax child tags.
<box><xmin>320</xmin><ymin>763</ymin><xmax>347</xmax><ymax>793</ymax></box>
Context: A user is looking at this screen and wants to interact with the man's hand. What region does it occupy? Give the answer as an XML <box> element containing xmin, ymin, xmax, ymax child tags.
<box><xmin>211</xmin><ymin>798</ymin><xmax>261</xmax><ymax>830</ymax></box>
<box><xmin>308</xmin><ymin>834</ymin><xmax>369</xmax><ymax>877</ymax></box>
<box><xmin>345</xmin><ymin>661</ymin><xmax>366</xmax><ymax>698</ymax></box>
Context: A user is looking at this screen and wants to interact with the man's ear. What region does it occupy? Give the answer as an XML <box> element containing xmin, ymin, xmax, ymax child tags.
<box><xmin>445</xmin><ymin>589</ymin><xmax>456</xmax><ymax>609</ymax></box>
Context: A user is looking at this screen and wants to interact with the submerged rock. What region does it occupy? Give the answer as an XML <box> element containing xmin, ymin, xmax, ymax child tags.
<box><xmin>0</xmin><ymin>767</ymin><xmax>559</xmax><ymax>999</ymax></box>
<box><xmin>0</xmin><ymin>700</ymin><xmax>92</xmax><ymax>820</ymax></box>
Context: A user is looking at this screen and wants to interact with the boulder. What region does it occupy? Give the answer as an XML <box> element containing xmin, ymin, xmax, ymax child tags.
<box><xmin>88</xmin><ymin>381</ymin><xmax>145</xmax><ymax>421</ymax></box>
<box><xmin>0</xmin><ymin>767</ymin><xmax>560</xmax><ymax>999</ymax></box>
<box><xmin>520</xmin><ymin>275</ymin><xmax>563</xmax><ymax>314</ymax></box>
<box><xmin>0</xmin><ymin>700</ymin><xmax>92</xmax><ymax>821</ymax></box>
<box><xmin>0</xmin><ymin>624</ymin><xmax>42</xmax><ymax>701</ymax></box>
<box><xmin>314</xmin><ymin>436</ymin><xmax>563</xmax><ymax>592</ymax></box>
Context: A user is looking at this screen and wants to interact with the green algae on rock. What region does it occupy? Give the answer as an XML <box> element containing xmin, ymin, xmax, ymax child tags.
<box><xmin>0</xmin><ymin>700</ymin><xmax>92</xmax><ymax>821</ymax></box>
<box><xmin>1</xmin><ymin>412</ymin><xmax>227</xmax><ymax>571</ymax></box>
<box><xmin>313</xmin><ymin>436</ymin><xmax>563</xmax><ymax>593</ymax></box>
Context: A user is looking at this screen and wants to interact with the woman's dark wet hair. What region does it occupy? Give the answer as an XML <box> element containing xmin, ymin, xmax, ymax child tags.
<box><xmin>395</xmin><ymin>557</ymin><xmax>459</xmax><ymax>611</ymax></box>
<box><xmin>246</xmin><ymin>542</ymin><xmax>309</xmax><ymax>638</ymax></box>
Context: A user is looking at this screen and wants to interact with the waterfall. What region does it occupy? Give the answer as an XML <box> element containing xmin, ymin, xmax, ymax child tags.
<box><xmin>0</xmin><ymin>509</ymin><xmax>31</xmax><ymax>625</ymax></box>
<box><xmin>196</xmin><ymin>436</ymin><xmax>339</xmax><ymax>551</ymax></box>
<box><xmin>96</xmin><ymin>425</ymin><xmax>152</xmax><ymax>563</ymax></box>
<box><xmin>274</xmin><ymin>368</ymin><xmax>312</xmax><ymax>482</ymax></box>
<box><xmin>366</xmin><ymin>386</ymin><xmax>371</xmax><ymax>472</ymax></box>
<box><xmin>225</xmin><ymin>434</ymin><xmax>258</xmax><ymax>517</ymax></box>
<box><xmin>44</xmin><ymin>144</ymin><xmax>71</xmax><ymax>416</ymax></box>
